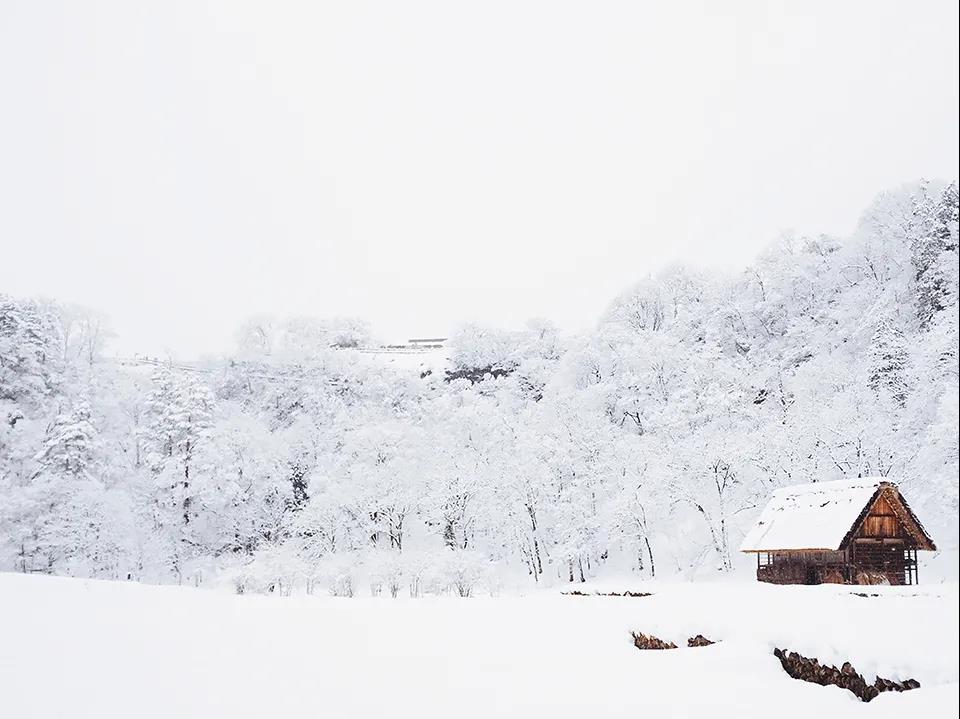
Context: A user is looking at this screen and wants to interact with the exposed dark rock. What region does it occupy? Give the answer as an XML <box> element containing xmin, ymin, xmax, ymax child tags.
<box><xmin>687</xmin><ymin>635</ymin><xmax>716</xmax><ymax>647</ymax></box>
<box><xmin>444</xmin><ymin>365</ymin><xmax>514</xmax><ymax>384</ymax></box>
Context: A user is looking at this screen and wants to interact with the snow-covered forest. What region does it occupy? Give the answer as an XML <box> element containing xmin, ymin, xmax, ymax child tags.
<box><xmin>2</xmin><ymin>180</ymin><xmax>957</xmax><ymax>594</ymax></box>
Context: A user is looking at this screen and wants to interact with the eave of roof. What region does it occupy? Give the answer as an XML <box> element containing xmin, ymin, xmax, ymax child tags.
<box><xmin>738</xmin><ymin>478</ymin><xmax>936</xmax><ymax>553</ymax></box>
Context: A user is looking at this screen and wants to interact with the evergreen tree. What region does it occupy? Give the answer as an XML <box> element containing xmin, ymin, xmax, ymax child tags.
<box><xmin>0</xmin><ymin>295</ymin><xmax>64</xmax><ymax>410</ymax></box>
<box><xmin>139</xmin><ymin>367</ymin><xmax>216</xmax><ymax>580</ymax></box>
<box><xmin>142</xmin><ymin>367</ymin><xmax>214</xmax><ymax>524</ymax></box>
<box><xmin>912</xmin><ymin>182</ymin><xmax>959</xmax><ymax>328</ymax></box>
<box><xmin>172</xmin><ymin>376</ymin><xmax>215</xmax><ymax>525</ymax></box>
<box><xmin>142</xmin><ymin>367</ymin><xmax>179</xmax><ymax>469</ymax></box>
<box><xmin>34</xmin><ymin>401</ymin><xmax>97</xmax><ymax>478</ymax></box>
<box><xmin>867</xmin><ymin>319</ymin><xmax>910</xmax><ymax>407</ymax></box>
<box><xmin>21</xmin><ymin>401</ymin><xmax>100</xmax><ymax>573</ymax></box>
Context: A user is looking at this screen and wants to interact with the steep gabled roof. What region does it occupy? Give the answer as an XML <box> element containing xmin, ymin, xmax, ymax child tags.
<box><xmin>840</xmin><ymin>482</ymin><xmax>936</xmax><ymax>551</ymax></box>
<box><xmin>739</xmin><ymin>478</ymin><xmax>936</xmax><ymax>553</ymax></box>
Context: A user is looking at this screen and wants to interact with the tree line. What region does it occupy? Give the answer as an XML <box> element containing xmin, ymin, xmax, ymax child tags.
<box><xmin>1</xmin><ymin>180</ymin><xmax>956</xmax><ymax>594</ymax></box>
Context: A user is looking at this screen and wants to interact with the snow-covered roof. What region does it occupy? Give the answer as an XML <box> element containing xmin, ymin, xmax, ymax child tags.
<box><xmin>739</xmin><ymin>478</ymin><xmax>885</xmax><ymax>552</ymax></box>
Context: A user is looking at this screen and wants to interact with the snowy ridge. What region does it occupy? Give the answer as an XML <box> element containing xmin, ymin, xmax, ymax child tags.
<box><xmin>739</xmin><ymin>478</ymin><xmax>884</xmax><ymax>552</ymax></box>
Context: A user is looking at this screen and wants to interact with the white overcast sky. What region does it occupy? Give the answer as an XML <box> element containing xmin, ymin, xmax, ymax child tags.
<box><xmin>1</xmin><ymin>1</ymin><xmax>958</xmax><ymax>357</ymax></box>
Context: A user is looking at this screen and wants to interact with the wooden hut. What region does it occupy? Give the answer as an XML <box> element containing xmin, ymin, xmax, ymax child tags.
<box><xmin>740</xmin><ymin>478</ymin><xmax>936</xmax><ymax>585</ymax></box>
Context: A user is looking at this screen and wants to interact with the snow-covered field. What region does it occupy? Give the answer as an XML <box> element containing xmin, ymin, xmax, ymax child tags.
<box><xmin>1</xmin><ymin>574</ymin><xmax>957</xmax><ymax>718</ymax></box>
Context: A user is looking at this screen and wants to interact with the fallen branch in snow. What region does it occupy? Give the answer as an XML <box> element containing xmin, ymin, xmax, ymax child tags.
<box><xmin>631</xmin><ymin>631</ymin><xmax>677</xmax><ymax>650</ymax></box>
<box><xmin>631</xmin><ymin>632</ymin><xmax>717</xmax><ymax>650</ymax></box>
<box><xmin>562</xmin><ymin>590</ymin><xmax>653</xmax><ymax>597</ymax></box>
<box><xmin>773</xmin><ymin>648</ymin><xmax>920</xmax><ymax>702</ymax></box>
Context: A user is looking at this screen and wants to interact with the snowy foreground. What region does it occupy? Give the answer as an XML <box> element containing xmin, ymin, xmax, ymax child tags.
<box><xmin>1</xmin><ymin>574</ymin><xmax>957</xmax><ymax>718</ymax></box>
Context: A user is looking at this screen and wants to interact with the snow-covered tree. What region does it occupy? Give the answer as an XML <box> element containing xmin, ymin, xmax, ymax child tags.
<box><xmin>867</xmin><ymin>318</ymin><xmax>910</xmax><ymax>407</ymax></box>
<box><xmin>1</xmin><ymin>178</ymin><xmax>958</xmax><ymax>589</ymax></box>
<box><xmin>912</xmin><ymin>182</ymin><xmax>959</xmax><ymax>328</ymax></box>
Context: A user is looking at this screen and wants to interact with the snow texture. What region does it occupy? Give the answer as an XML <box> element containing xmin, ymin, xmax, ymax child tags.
<box><xmin>0</xmin><ymin>573</ymin><xmax>957</xmax><ymax>719</ymax></box>
<box><xmin>739</xmin><ymin>478</ymin><xmax>884</xmax><ymax>552</ymax></box>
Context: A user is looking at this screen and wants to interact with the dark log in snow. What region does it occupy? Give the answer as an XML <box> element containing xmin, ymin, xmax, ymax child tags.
<box><xmin>631</xmin><ymin>632</ymin><xmax>677</xmax><ymax>650</ymax></box>
<box><xmin>773</xmin><ymin>647</ymin><xmax>920</xmax><ymax>702</ymax></box>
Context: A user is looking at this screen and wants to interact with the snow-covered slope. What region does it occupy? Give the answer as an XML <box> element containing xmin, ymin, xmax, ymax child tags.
<box><xmin>1</xmin><ymin>574</ymin><xmax>956</xmax><ymax>718</ymax></box>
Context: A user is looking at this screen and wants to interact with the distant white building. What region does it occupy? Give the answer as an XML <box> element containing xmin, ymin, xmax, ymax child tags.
<box><xmin>357</xmin><ymin>337</ymin><xmax>449</xmax><ymax>374</ymax></box>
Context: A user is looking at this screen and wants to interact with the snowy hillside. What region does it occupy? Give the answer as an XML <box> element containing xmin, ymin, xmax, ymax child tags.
<box><xmin>0</xmin><ymin>573</ymin><xmax>957</xmax><ymax>718</ymax></box>
<box><xmin>2</xmin><ymin>181</ymin><xmax>957</xmax><ymax>590</ymax></box>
